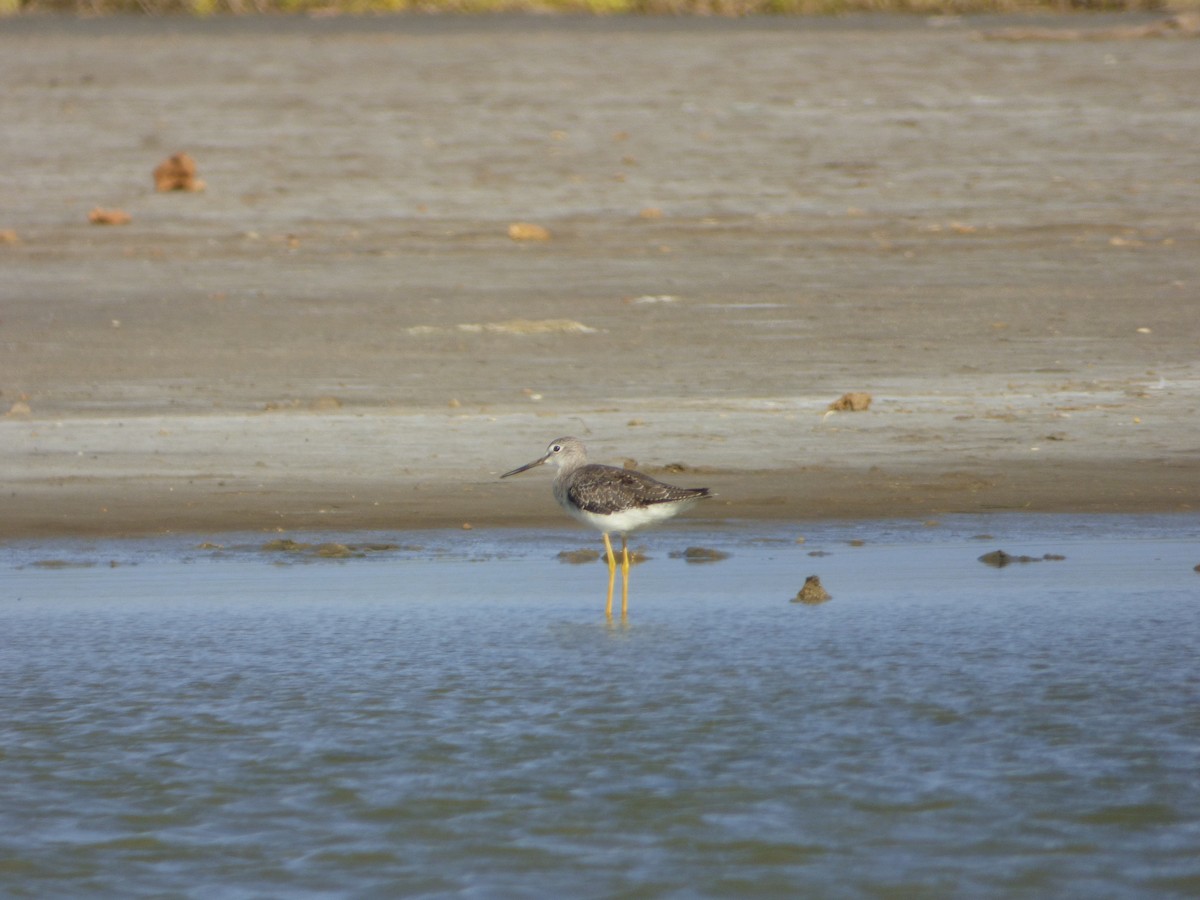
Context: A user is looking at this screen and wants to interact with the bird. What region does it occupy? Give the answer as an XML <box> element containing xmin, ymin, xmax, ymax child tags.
<box><xmin>500</xmin><ymin>436</ymin><xmax>710</xmax><ymax>617</ymax></box>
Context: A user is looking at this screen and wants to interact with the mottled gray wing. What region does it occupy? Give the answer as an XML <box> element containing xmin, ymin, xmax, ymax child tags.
<box><xmin>566</xmin><ymin>464</ymin><xmax>709</xmax><ymax>516</ymax></box>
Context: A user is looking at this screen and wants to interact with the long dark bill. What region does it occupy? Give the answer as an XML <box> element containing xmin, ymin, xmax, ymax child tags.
<box><xmin>500</xmin><ymin>454</ymin><xmax>549</xmax><ymax>479</ymax></box>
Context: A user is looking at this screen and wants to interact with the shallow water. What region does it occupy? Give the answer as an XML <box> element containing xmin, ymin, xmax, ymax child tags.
<box><xmin>3</xmin><ymin>515</ymin><xmax>1199</xmax><ymax>898</ymax></box>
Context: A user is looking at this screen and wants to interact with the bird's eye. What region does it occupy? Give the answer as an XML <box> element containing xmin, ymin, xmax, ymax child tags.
<box><xmin>552</xmin><ymin>444</ymin><xmax>562</xmax><ymax>453</ymax></box>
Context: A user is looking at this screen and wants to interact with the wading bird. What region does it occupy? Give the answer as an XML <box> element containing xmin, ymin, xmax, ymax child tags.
<box><xmin>501</xmin><ymin>436</ymin><xmax>710</xmax><ymax>617</ymax></box>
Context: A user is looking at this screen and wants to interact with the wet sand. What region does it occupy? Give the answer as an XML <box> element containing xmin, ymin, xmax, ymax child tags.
<box><xmin>2</xmin><ymin>14</ymin><xmax>1198</xmax><ymax>538</ymax></box>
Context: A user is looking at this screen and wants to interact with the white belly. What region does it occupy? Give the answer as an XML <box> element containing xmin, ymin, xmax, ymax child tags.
<box><xmin>560</xmin><ymin>497</ymin><xmax>696</xmax><ymax>535</ymax></box>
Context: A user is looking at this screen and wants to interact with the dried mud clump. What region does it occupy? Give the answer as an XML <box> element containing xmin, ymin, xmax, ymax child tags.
<box><xmin>88</xmin><ymin>207</ymin><xmax>131</xmax><ymax>225</ymax></box>
<box><xmin>793</xmin><ymin>575</ymin><xmax>831</xmax><ymax>605</ymax></box>
<box><xmin>154</xmin><ymin>152</ymin><xmax>206</xmax><ymax>192</ymax></box>
<box><xmin>507</xmin><ymin>222</ymin><xmax>551</xmax><ymax>241</ymax></box>
<box><xmin>829</xmin><ymin>392</ymin><xmax>872</xmax><ymax>412</ymax></box>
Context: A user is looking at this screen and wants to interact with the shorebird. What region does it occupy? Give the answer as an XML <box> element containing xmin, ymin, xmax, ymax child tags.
<box><xmin>500</xmin><ymin>436</ymin><xmax>710</xmax><ymax>617</ymax></box>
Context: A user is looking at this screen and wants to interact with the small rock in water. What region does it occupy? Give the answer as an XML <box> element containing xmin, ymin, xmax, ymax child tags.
<box><xmin>557</xmin><ymin>549</ymin><xmax>600</xmax><ymax>565</ymax></box>
<box><xmin>314</xmin><ymin>543</ymin><xmax>359</xmax><ymax>558</ymax></box>
<box><xmin>668</xmin><ymin>546</ymin><xmax>729</xmax><ymax>563</ymax></box>
<box><xmin>793</xmin><ymin>575</ymin><xmax>831</xmax><ymax>605</ymax></box>
<box><xmin>978</xmin><ymin>550</ymin><xmax>1066</xmax><ymax>567</ymax></box>
<box><xmin>262</xmin><ymin>539</ymin><xmax>403</xmax><ymax>558</ymax></box>
<box><xmin>262</xmin><ymin>538</ymin><xmax>310</xmax><ymax>552</ymax></box>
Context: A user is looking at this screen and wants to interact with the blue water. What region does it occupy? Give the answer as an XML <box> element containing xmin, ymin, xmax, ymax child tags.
<box><xmin>2</xmin><ymin>516</ymin><xmax>1198</xmax><ymax>897</ymax></box>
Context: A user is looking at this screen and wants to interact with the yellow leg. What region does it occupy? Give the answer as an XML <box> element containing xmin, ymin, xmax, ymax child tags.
<box><xmin>602</xmin><ymin>532</ymin><xmax>617</xmax><ymax>618</ymax></box>
<box><xmin>621</xmin><ymin>535</ymin><xmax>630</xmax><ymax>618</ymax></box>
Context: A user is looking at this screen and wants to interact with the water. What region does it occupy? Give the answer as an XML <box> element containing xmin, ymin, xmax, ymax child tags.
<box><xmin>3</xmin><ymin>516</ymin><xmax>1198</xmax><ymax>898</ymax></box>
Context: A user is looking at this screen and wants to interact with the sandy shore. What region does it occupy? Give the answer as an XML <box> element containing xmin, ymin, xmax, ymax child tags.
<box><xmin>2</xmin><ymin>14</ymin><xmax>1198</xmax><ymax>538</ymax></box>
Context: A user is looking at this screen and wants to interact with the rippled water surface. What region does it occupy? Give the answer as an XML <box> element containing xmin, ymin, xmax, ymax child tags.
<box><xmin>3</xmin><ymin>516</ymin><xmax>1199</xmax><ymax>897</ymax></box>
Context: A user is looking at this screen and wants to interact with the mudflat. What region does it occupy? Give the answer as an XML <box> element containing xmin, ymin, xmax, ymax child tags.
<box><xmin>2</xmin><ymin>14</ymin><xmax>1197</xmax><ymax>538</ymax></box>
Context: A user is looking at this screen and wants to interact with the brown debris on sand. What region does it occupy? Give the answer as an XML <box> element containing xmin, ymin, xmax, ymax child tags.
<box><xmin>153</xmin><ymin>152</ymin><xmax>206</xmax><ymax>192</ymax></box>
<box><xmin>829</xmin><ymin>392</ymin><xmax>872</xmax><ymax>412</ymax></box>
<box><xmin>507</xmin><ymin>222</ymin><xmax>551</xmax><ymax>242</ymax></box>
<box><xmin>88</xmin><ymin>207</ymin><xmax>131</xmax><ymax>225</ymax></box>
<box><xmin>981</xmin><ymin>12</ymin><xmax>1200</xmax><ymax>42</ymax></box>
<box><xmin>793</xmin><ymin>575</ymin><xmax>831</xmax><ymax>605</ymax></box>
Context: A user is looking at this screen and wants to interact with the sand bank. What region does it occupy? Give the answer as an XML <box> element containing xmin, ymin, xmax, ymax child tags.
<box><xmin>2</xmin><ymin>15</ymin><xmax>1197</xmax><ymax>537</ymax></box>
